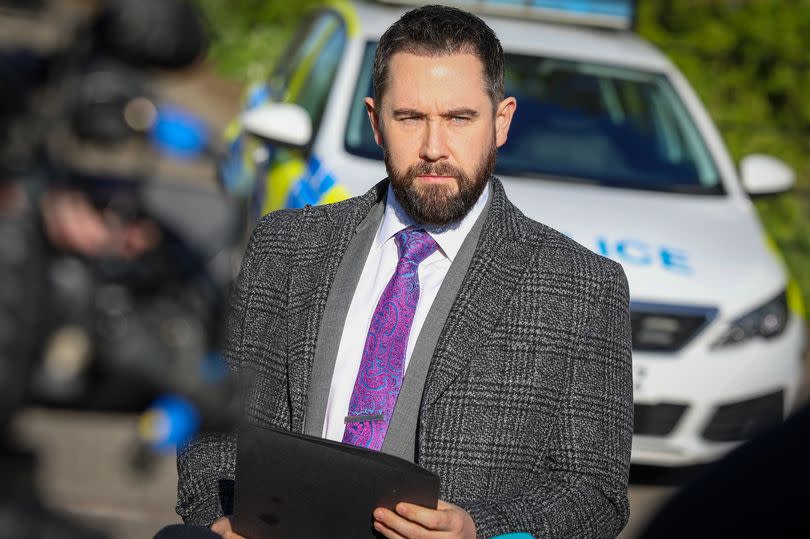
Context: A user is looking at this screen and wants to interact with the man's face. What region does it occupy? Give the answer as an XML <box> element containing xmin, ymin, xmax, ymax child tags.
<box><xmin>366</xmin><ymin>52</ymin><xmax>516</xmax><ymax>226</ymax></box>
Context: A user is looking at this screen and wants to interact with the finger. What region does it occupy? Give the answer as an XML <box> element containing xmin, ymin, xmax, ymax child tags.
<box><xmin>124</xmin><ymin>220</ymin><xmax>161</xmax><ymax>258</ymax></box>
<box><xmin>375</xmin><ymin>507</ymin><xmax>430</xmax><ymax>538</ymax></box>
<box><xmin>41</xmin><ymin>194</ymin><xmax>71</xmax><ymax>249</ymax></box>
<box><xmin>63</xmin><ymin>199</ymin><xmax>111</xmax><ymax>255</ymax></box>
<box><xmin>373</xmin><ymin>520</ymin><xmax>408</xmax><ymax>539</ymax></box>
<box><xmin>396</xmin><ymin>502</ymin><xmax>451</xmax><ymax>531</ymax></box>
<box><xmin>69</xmin><ymin>211</ymin><xmax>109</xmax><ymax>255</ymax></box>
<box><xmin>210</xmin><ymin>516</ymin><xmax>232</xmax><ymax>535</ymax></box>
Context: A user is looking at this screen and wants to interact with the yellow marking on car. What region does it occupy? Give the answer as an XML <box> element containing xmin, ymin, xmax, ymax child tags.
<box><xmin>764</xmin><ymin>234</ymin><xmax>806</xmax><ymax>318</ymax></box>
<box><xmin>263</xmin><ymin>155</ymin><xmax>307</xmax><ymax>214</ymax></box>
<box><xmin>327</xmin><ymin>0</ymin><xmax>360</xmax><ymax>37</ymax></box>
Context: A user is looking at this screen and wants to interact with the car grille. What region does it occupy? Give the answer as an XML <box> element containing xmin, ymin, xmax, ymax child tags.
<box><xmin>631</xmin><ymin>302</ymin><xmax>718</xmax><ymax>352</ymax></box>
<box><xmin>702</xmin><ymin>390</ymin><xmax>784</xmax><ymax>442</ymax></box>
<box><xmin>634</xmin><ymin>403</ymin><xmax>688</xmax><ymax>436</ymax></box>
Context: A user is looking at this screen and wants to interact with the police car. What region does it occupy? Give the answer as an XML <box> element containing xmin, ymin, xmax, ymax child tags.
<box><xmin>219</xmin><ymin>0</ymin><xmax>807</xmax><ymax>466</ymax></box>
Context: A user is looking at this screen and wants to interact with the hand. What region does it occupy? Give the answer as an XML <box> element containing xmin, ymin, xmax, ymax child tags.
<box><xmin>41</xmin><ymin>188</ymin><xmax>161</xmax><ymax>259</ymax></box>
<box><xmin>373</xmin><ymin>499</ymin><xmax>477</xmax><ymax>539</ymax></box>
<box><xmin>210</xmin><ymin>516</ymin><xmax>246</xmax><ymax>539</ymax></box>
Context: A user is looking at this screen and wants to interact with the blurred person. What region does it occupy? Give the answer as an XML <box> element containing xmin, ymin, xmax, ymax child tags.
<box><xmin>639</xmin><ymin>398</ymin><xmax>810</xmax><ymax>538</ymax></box>
<box><xmin>0</xmin><ymin>181</ymin><xmax>166</xmax><ymax>417</ymax></box>
<box><xmin>176</xmin><ymin>5</ymin><xmax>633</xmax><ymax>539</ymax></box>
<box><xmin>0</xmin><ymin>181</ymin><xmax>113</xmax><ymax>539</ymax></box>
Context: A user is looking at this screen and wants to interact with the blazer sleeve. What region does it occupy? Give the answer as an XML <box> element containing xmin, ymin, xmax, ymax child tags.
<box><xmin>174</xmin><ymin>211</ymin><xmax>280</xmax><ymax>527</ymax></box>
<box><xmin>464</xmin><ymin>261</ymin><xmax>634</xmax><ymax>539</ymax></box>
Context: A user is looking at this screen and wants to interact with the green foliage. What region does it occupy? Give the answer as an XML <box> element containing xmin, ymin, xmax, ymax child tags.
<box><xmin>637</xmin><ymin>0</ymin><xmax>810</xmax><ymax>314</ymax></box>
<box><xmin>195</xmin><ymin>0</ymin><xmax>325</xmax><ymax>83</ymax></box>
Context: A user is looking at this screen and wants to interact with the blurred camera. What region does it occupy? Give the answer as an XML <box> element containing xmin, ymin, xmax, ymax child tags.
<box><xmin>0</xmin><ymin>2</ymin><xmax>242</xmax><ymax>536</ymax></box>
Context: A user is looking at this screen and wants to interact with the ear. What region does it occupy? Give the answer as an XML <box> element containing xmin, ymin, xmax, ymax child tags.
<box><xmin>365</xmin><ymin>97</ymin><xmax>384</xmax><ymax>147</ymax></box>
<box><xmin>494</xmin><ymin>96</ymin><xmax>517</xmax><ymax>148</ymax></box>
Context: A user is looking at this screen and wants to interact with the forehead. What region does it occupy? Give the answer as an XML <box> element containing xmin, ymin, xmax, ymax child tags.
<box><xmin>383</xmin><ymin>52</ymin><xmax>488</xmax><ymax>107</ymax></box>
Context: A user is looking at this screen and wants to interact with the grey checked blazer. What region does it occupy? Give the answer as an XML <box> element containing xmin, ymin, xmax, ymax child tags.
<box><xmin>176</xmin><ymin>178</ymin><xmax>634</xmax><ymax>538</ymax></box>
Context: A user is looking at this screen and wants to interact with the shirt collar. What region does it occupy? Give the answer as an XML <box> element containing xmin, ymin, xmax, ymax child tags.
<box><xmin>375</xmin><ymin>180</ymin><xmax>490</xmax><ymax>262</ymax></box>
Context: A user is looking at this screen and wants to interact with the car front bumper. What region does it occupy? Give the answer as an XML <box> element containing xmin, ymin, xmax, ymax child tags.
<box><xmin>630</xmin><ymin>314</ymin><xmax>806</xmax><ymax>466</ymax></box>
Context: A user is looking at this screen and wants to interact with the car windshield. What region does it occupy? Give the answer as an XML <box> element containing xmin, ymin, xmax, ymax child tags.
<box><xmin>344</xmin><ymin>41</ymin><xmax>723</xmax><ymax>195</ymax></box>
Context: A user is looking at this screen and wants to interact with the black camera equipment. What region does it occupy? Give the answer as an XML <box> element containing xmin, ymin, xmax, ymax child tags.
<box><xmin>0</xmin><ymin>1</ymin><xmax>244</xmax><ymax>537</ymax></box>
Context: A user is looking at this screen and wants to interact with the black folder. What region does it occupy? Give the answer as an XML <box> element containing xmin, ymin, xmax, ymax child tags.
<box><xmin>232</xmin><ymin>422</ymin><xmax>440</xmax><ymax>539</ymax></box>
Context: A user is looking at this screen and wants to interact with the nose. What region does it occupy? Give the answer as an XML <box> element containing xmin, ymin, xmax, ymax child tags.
<box><xmin>419</xmin><ymin>119</ymin><xmax>449</xmax><ymax>162</ymax></box>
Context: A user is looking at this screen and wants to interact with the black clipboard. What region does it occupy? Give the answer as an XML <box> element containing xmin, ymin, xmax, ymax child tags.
<box><xmin>233</xmin><ymin>422</ymin><xmax>440</xmax><ymax>539</ymax></box>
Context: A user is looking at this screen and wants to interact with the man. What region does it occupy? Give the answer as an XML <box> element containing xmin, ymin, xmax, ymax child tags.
<box><xmin>177</xmin><ymin>5</ymin><xmax>633</xmax><ymax>538</ymax></box>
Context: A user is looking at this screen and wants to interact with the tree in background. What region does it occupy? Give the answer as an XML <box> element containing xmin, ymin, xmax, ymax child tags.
<box><xmin>637</xmin><ymin>0</ymin><xmax>810</xmax><ymax>315</ymax></box>
<box><xmin>195</xmin><ymin>0</ymin><xmax>810</xmax><ymax>313</ymax></box>
<box><xmin>196</xmin><ymin>0</ymin><xmax>324</xmax><ymax>82</ymax></box>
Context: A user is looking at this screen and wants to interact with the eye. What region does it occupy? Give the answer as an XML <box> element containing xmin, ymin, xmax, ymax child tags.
<box><xmin>451</xmin><ymin>116</ymin><xmax>471</xmax><ymax>124</ymax></box>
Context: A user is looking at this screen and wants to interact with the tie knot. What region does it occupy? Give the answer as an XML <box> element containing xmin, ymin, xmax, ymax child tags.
<box><xmin>394</xmin><ymin>228</ymin><xmax>438</xmax><ymax>265</ymax></box>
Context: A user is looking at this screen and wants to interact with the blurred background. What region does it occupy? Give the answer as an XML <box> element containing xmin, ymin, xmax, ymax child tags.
<box><xmin>2</xmin><ymin>0</ymin><xmax>809</xmax><ymax>538</ymax></box>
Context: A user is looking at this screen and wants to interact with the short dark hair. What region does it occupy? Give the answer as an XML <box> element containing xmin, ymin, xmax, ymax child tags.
<box><xmin>373</xmin><ymin>5</ymin><xmax>504</xmax><ymax>107</ymax></box>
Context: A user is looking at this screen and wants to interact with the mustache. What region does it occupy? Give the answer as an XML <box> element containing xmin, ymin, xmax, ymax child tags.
<box><xmin>408</xmin><ymin>161</ymin><xmax>464</xmax><ymax>179</ymax></box>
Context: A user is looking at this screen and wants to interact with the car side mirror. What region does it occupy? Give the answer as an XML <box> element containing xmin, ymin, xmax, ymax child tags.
<box><xmin>240</xmin><ymin>103</ymin><xmax>312</xmax><ymax>150</ymax></box>
<box><xmin>740</xmin><ymin>154</ymin><xmax>795</xmax><ymax>196</ymax></box>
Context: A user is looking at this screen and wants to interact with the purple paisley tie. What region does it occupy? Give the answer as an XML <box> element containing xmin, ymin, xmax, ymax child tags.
<box><xmin>342</xmin><ymin>227</ymin><xmax>438</xmax><ymax>451</ymax></box>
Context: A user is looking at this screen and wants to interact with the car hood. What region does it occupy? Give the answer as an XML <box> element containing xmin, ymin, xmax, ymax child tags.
<box><xmin>499</xmin><ymin>177</ymin><xmax>786</xmax><ymax>318</ymax></box>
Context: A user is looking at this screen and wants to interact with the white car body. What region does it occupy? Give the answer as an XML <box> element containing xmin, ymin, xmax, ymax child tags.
<box><xmin>226</xmin><ymin>0</ymin><xmax>806</xmax><ymax>466</ymax></box>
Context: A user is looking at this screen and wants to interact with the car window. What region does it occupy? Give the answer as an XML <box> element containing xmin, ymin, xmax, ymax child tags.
<box><xmin>267</xmin><ymin>10</ymin><xmax>347</xmax><ymax>133</ymax></box>
<box><xmin>345</xmin><ymin>41</ymin><xmax>723</xmax><ymax>195</ymax></box>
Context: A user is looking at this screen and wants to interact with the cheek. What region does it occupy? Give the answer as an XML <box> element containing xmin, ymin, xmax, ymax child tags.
<box><xmin>448</xmin><ymin>128</ymin><xmax>494</xmax><ymax>172</ymax></box>
<box><xmin>384</xmin><ymin>130</ymin><xmax>421</xmax><ymax>166</ymax></box>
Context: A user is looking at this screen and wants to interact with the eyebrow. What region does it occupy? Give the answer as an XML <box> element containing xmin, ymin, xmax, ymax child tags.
<box><xmin>392</xmin><ymin>108</ymin><xmax>424</xmax><ymax>118</ymax></box>
<box><xmin>444</xmin><ymin>108</ymin><xmax>479</xmax><ymax>118</ymax></box>
<box><xmin>392</xmin><ymin>107</ymin><xmax>480</xmax><ymax>119</ymax></box>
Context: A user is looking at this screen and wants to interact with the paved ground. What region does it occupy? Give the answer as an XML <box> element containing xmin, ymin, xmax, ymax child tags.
<box><xmin>12</xmin><ymin>408</ymin><xmax>180</xmax><ymax>539</ymax></box>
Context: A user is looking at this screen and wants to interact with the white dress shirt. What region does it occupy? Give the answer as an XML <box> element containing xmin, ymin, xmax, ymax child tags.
<box><xmin>322</xmin><ymin>182</ymin><xmax>490</xmax><ymax>441</ymax></box>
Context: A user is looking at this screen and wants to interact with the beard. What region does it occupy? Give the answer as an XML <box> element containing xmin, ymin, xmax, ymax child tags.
<box><xmin>384</xmin><ymin>141</ymin><xmax>497</xmax><ymax>227</ymax></box>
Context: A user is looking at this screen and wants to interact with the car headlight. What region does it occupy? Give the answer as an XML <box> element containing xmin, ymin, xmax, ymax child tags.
<box><xmin>712</xmin><ymin>290</ymin><xmax>789</xmax><ymax>348</ymax></box>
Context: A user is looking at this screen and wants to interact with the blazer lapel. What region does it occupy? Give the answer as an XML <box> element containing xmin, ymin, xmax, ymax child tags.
<box><xmin>421</xmin><ymin>178</ymin><xmax>541</xmax><ymax>409</ymax></box>
<box><xmin>304</xmin><ymin>199</ymin><xmax>385</xmax><ymax>437</ymax></box>
<box><xmin>286</xmin><ymin>181</ymin><xmax>386</xmax><ymax>432</ymax></box>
